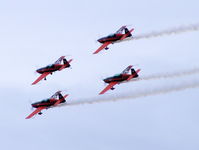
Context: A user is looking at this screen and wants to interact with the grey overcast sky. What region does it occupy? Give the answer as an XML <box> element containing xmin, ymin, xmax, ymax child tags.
<box><xmin>0</xmin><ymin>0</ymin><xmax>199</xmax><ymax>150</ymax></box>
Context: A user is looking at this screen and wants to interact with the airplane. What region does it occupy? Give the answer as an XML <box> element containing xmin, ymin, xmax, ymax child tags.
<box><xmin>99</xmin><ymin>65</ymin><xmax>141</xmax><ymax>95</ymax></box>
<box><xmin>32</xmin><ymin>56</ymin><xmax>73</xmax><ymax>85</ymax></box>
<box><xmin>93</xmin><ymin>26</ymin><xmax>134</xmax><ymax>54</ymax></box>
<box><xmin>26</xmin><ymin>91</ymin><xmax>68</xmax><ymax>119</ymax></box>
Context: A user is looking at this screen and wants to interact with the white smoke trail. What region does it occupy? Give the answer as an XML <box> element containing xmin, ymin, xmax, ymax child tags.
<box><xmin>116</xmin><ymin>23</ymin><xmax>199</xmax><ymax>42</ymax></box>
<box><xmin>59</xmin><ymin>79</ymin><xmax>199</xmax><ymax>107</ymax></box>
<box><xmin>129</xmin><ymin>67</ymin><xmax>199</xmax><ymax>82</ymax></box>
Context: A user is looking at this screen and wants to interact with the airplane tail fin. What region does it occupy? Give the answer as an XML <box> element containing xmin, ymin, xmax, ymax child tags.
<box><xmin>125</xmin><ymin>28</ymin><xmax>133</xmax><ymax>37</ymax></box>
<box><xmin>59</xmin><ymin>58</ymin><xmax>73</xmax><ymax>71</ymax></box>
<box><xmin>58</xmin><ymin>93</ymin><xmax>67</xmax><ymax>103</ymax></box>
<box><xmin>131</xmin><ymin>68</ymin><xmax>139</xmax><ymax>77</ymax></box>
<box><xmin>53</xmin><ymin>93</ymin><xmax>68</xmax><ymax>106</ymax></box>
<box><xmin>63</xmin><ymin>58</ymin><xmax>71</xmax><ymax>67</ymax></box>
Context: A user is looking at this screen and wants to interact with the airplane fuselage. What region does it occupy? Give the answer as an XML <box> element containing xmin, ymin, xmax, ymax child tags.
<box><xmin>32</xmin><ymin>98</ymin><xmax>65</xmax><ymax>108</ymax></box>
<box><xmin>98</xmin><ymin>31</ymin><xmax>132</xmax><ymax>44</ymax></box>
<box><xmin>98</xmin><ymin>33</ymin><xmax>124</xmax><ymax>43</ymax></box>
<box><xmin>37</xmin><ymin>64</ymin><xmax>70</xmax><ymax>74</ymax></box>
<box><xmin>103</xmin><ymin>74</ymin><xmax>132</xmax><ymax>83</ymax></box>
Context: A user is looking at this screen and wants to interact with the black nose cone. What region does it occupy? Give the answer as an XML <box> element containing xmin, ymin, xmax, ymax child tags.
<box><xmin>103</xmin><ymin>78</ymin><xmax>108</xmax><ymax>83</ymax></box>
<box><xmin>98</xmin><ymin>38</ymin><xmax>104</xmax><ymax>43</ymax></box>
<box><xmin>36</xmin><ymin>68</ymin><xmax>43</xmax><ymax>73</ymax></box>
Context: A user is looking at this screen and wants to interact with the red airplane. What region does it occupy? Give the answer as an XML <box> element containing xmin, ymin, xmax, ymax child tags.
<box><xmin>26</xmin><ymin>91</ymin><xmax>68</xmax><ymax>119</ymax></box>
<box><xmin>32</xmin><ymin>56</ymin><xmax>73</xmax><ymax>85</ymax></box>
<box><xmin>99</xmin><ymin>65</ymin><xmax>141</xmax><ymax>95</ymax></box>
<box><xmin>93</xmin><ymin>26</ymin><xmax>134</xmax><ymax>54</ymax></box>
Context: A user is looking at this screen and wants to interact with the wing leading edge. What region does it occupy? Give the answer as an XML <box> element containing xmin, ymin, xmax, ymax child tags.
<box><xmin>25</xmin><ymin>106</ymin><xmax>46</xmax><ymax>119</ymax></box>
<box><xmin>32</xmin><ymin>72</ymin><xmax>51</xmax><ymax>85</ymax></box>
<box><xmin>93</xmin><ymin>42</ymin><xmax>111</xmax><ymax>54</ymax></box>
<box><xmin>99</xmin><ymin>81</ymin><xmax>118</xmax><ymax>95</ymax></box>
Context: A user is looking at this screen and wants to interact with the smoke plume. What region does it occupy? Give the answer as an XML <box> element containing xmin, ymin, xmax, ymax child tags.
<box><xmin>116</xmin><ymin>23</ymin><xmax>199</xmax><ymax>42</ymax></box>
<box><xmin>60</xmin><ymin>79</ymin><xmax>199</xmax><ymax>107</ymax></box>
<box><xmin>136</xmin><ymin>67</ymin><xmax>199</xmax><ymax>82</ymax></box>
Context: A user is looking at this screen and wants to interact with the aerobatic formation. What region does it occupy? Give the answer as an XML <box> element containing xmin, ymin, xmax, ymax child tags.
<box><xmin>26</xmin><ymin>25</ymin><xmax>140</xmax><ymax>119</ymax></box>
<box><xmin>26</xmin><ymin>24</ymin><xmax>198</xmax><ymax>119</ymax></box>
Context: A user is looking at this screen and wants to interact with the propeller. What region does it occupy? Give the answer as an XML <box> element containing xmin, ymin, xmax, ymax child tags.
<box><xmin>34</xmin><ymin>70</ymin><xmax>38</xmax><ymax>75</ymax></box>
<box><xmin>33</xmin><ymin>64</ymin><xmax>41</xmax><ymax>75</ymax></box>
<box><xmin>95</xmin><ymin>33</ymin><xmax>103</xmax><ymax>43</ymax></box>
<box><xmin>99</xmin><ymin>75</ymin><xmax>106</xmax><ymax>80</ymax></box>
<box><xmin>99</xmin><ymin>75</ymin><xmax>106</xmax><ymax>86</ymax></box>
<box><xmin>30</xmin><ymin>106</ymin><xmax>34</xmax><ymax>111</ymax></box>
<box><xmin>28</xmin><ymin>100</ymin><xmax>34</xmax><ymax>111</ymax></box>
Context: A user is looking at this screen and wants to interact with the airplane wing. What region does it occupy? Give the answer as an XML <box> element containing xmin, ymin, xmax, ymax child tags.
<box><xmin>116</xmin><ymin>26</ymin><xmax>127</xmax><ymax>34</ymax></box>
<box><xmin>59</xmin><ymin>59</ymin><xmax>73</xmax><ymax>71</ymax></box>
<box><xmin>122</xmin><ymin>65</ymin><xmax>133</xmax><ymax>74</ymax></box>
<box><xmin>63</xmin><ymin>94</ymin><xmax>69</xmax><ymax>99</ymax></box>
<box><xmin>120</xmin><ymin>28</ymin><xmax>134</xmax><ymax>40</ymax></box>
<box><xmin>59</xmin><ymin>65</ymin><xmax>67</xmax><ymax>71</ymax></box>
<box><xmin>54</xmin><ymin>100</ymin><xmax>62</xmax><ymax>106</ymax></box>
<box><xmin>51</xmin><ymin>91</ymin><xmax>62</xmax><ymax>98</ymax></box>
<box><xmin>55</xmin><ymin>56</ymin><xmax>65</xmax><ymax>64</ymax></box>
<box><xmin>25</xmin><ymin>106</ymin><xmax>46</xmax><ymax>119</ymax></box>
<box><xmin>93</xmin><ymin>42</ymin><xmax>111</xmax><ymax>54</ymax></box>
<box><xmin>99</xmin><ymin>81</ymin><xmax>118</xmax><ymax>95</ymax></box>
<box><xmin>32</xmin><ymin>72</ymin><xmax>51</xmax><ymax>85</ymax></box>
<box><xmin>67</xmin><ymin>59</ymin><xmax>73</xmax><ymax>64</ymax></box>
<box><xmin>127</xmin><ymin>69</ymin><xmax>141</xmax><ymax>81</ymax></box>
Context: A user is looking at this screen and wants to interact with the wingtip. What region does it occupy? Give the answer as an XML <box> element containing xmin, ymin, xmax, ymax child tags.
<box><xmin>64</xmin><ymin>94</ymin><xmax>69</xmax><ymax>98</ymax></box>
<box><xmin>31</xmin><ymin>81</ymin><xmax>38</xmax><ymax>85</ymax></box>
<box><xmin>99</xmin><ymin>92</ymin><xmax>104</xmax><ymax>95</ymax></box>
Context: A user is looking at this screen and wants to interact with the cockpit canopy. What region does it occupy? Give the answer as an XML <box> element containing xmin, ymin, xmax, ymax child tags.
<box><xmin>113</xmin><ymin>73</ymin><xmax>122</xmax><ymax>78</ymax></box>
<box><xmin>104</xmin><ymin>74</ymin><xmax>121</xmax><ymax>80</ymax></box>
<box><xmin>107</xmin><ymin>34</ymin><xmax>115</xmax><ymax>38</ymax></box>
<box><xmin>32</xmin><ymin>98</ymin><xmax>50</xmax><ymax>105</ymax></box>
<box><xmin>45</xmin><ymin>64</ymin><xmax>54</xmax><ymax>69</ymax></box>
<box><xmin>40</xmin><ymin>99</ymin><xmax>50</xmax><ymax>103</ymax></box>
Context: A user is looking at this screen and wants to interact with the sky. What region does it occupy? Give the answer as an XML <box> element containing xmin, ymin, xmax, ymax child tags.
<box><xmin>0</xmin><ymin>0</ymin><xmax>199</xmax><ymax>150</ymax></box>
